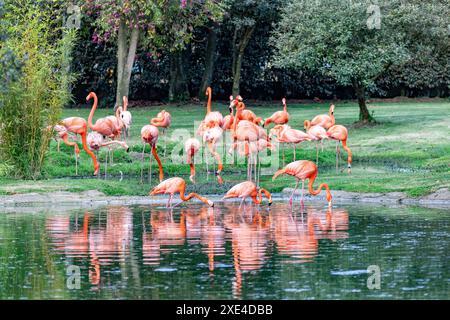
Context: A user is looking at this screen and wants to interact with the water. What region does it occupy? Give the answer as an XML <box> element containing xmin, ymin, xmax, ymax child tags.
<box><xmin>0</xmin><ymin>202</ymin><xmax>448</xmax><ymax>299</ymax></box>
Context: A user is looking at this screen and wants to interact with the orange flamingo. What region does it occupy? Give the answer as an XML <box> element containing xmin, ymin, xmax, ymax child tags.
<box><xmin>309</xmin><ymin>104</ymin><xmax>335</xmax><ymax>129</ymax></box>
<box><xmin>87</xmin><ymin>92</ymin><xmax>122</xmax><ymax>138</ymax></box>
<box><xmin>269</xmin><ymin>124</ymin><xmax>311</xmax><ymax>163</ymax></box>
<box><xmin>304</xmin><ymin>120</ymin><xmax>328</xmax><ymax>164</ymax></box>
<box><xmin>140</xmin><ymin>124</ymin><xmax>164</xmax><ymax>183</ymax></box>
<box><xmin>151</xmin><ymin>110</ymin><xmax>172</xmax><ymax>158</ymax></box>
<box><xmin>272</xmin><ymin>160</ymin><xmax>332</xmax><ymax>207</ymax></box>
<box><xmin>230</xmin><ymin>96</ymin><xmax>262</xmax><ymax>128</ymax></box>
<box><xmin>150</xmin><ymin>177</ymin><xmax>214</xmax><ymax>208</ymax></box>
<box><xmin>51</xmin><ymin>117</ymin><xmax>99</xmax><ymax>175</ymax></box>
<box><xmin>327</xmin><ymin>124</ymin><xmax>352</xmax><ymax>173</ymax></box>
<box><xmin>184</xmin><ymin>138</ymin><xmax>200</xmax><ymax>184</ymax></box>
<box><xmin>263</xmin><ymin>98</ymin><xmax>289</xmax><ymax>127</ymax></box>
<box><xmin>222</xmin><ymin>181</ymin><xmax>272</xmax><ymax>208</ymax></box>
<box><xmin>203</xmin><ymin>87</ymin><xmax>224</xmax><ymax>127</ymax></box>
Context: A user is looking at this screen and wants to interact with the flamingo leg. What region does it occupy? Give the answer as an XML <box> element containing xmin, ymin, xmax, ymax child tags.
<box><xmin>289</xmin><ymin>180</ymin><xmax>300</xmax><ymax>207</ymax></box>
<box><xmin>239</xmin><ymin>197</ymin><xmax>245</xmax><ymax>209</ymax></box>
<box><xmin>293</xmin><ymin>144</ymin><xmax>296</xmax><ymax>161</ymax></box>
<box><xmin>282</xmin><ymin>144</ymin><xmax>285</xmax><ymax>167</ymax></box>
<box><xmin>104</xmin><ymin>150</ymin><xmax>108</xmax><ymax>180</ymax></box>
<box><xmin>75</xmin><ymin>150</ymin><xmax>78</xmax><ymax>176</ymax></box>
<box><xmin>140</xmin><ymin>144</ymin><xmax>146</xmax><ymax>184</ymax></box>
<box><xmin>316</xmin><ymin>142</ymin><xmax>319</xmax><ymax>165</ymax></box>
<box><xmin>338</xmin><ymin>142</ymin><xmax>343</xmax><ymax>172</ymax></box>
<box><xmin>149</xmin><ymin>147</ymin><xmax>153</xmax><ymax>185</ymax></box>
<box><xmin>166</xmin><ymin>194</ymin><xmax>173</xmax><ymax>208</ymax></box>
<box><xmin>300</xmin><ymin>180</ymin><xmax>305</xmax><ymax>210</ymax></box>
<box><xmin>335</xmin><ymin>141</ymin><xmax>339</xmax><ymax>173</ymax></box>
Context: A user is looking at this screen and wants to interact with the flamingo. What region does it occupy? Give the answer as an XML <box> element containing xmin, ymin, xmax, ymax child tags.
<box><xmin>87</xmin><ymin>92</ymin><xmax>129</xmax><ymax>165</ymax></box>
<box><xmin>229</xmin><ymin>95</ymin><xmax>262</xmax><ymax>126</ymax></box>
<box><xmin>203</xmin><ymin>123</ymin><xmax>223</xmax><ymax>177</ymax></box>
<box><xmin>272</xmin><ymin>160</ymin><xmax>332</xmax><ymax>208</ymax></box>
<box><xmin>87</xmin><ymin>132</ymin><xmax>129</xmax><ymax>179</ymax></box>
<box><xmin>151</xmin><ymin>109</ymin><xmax>172</xmax><ymax>158</ymax></box>
<box><xmin>309</xmin><ymin>104</ymin><xmax>335</xmax><ymax>129</ymax></box>
<box><xmin>51</xmin><ymin>117</ymin><xmax>99</xmax><ymax>176</ymax></box>
<box><xmin>304</xmin><ymin>120</ymin><xmax>328</xmax><ymax>164</ymax></box>
<box><xmin>203</xmin><ymin>87</ymin><xmax>224</xmax><ymax>126</ymax></box>
<box><xmin>326</xmin><ymin>124</ymin><xmax>352</xmax><ymax>173</ymax></box>
<box><xmin>263</xmin><ymin>98</ymin><xmax>289</xmax><ymax>127</ymax></box>
<box><xmin>221</xmin><ymin>105</ymin><xmax>235</xmax><ymax>156</ymax></box>
<box><xmin>222</xmin><ymin>181</ymin><xmax>272</xmax><ymax>208</ymax></box>
<box><xmin>229</xmin><ymin>119</ymin><xmax>264</xmax><ymax>181</ymax></box>
<box><xmin>184</xmin><ymin>138</ymin><xmax>200</xmax><ymax>184</ymax></box>
<box><xmin>269</xmin><ymin>124</ymin><xmax>311</xmax><ymax>163</ymax></box>
<box><xmin>87</xmin><ymin>92</ymin><xmax>122</xmax><ymax>138</ymax></box>
<box><xmin>229</xmin><ymin>138</ymin><xmax>274</xmax><ymax>186</ymax></box>
<box><xmin>149</xmin><ymin>177</ymin><xmax>214</xmax><ymax>208</ymax></box>
<box><xmin>120</xmin><ymin>96</ymin><xmax>132</xmax><ymax>140</ymax></box>
<box><xmin>140</xmin><ymin>124</ymin><xmax>164</xmax><ymax>183</ymax></box>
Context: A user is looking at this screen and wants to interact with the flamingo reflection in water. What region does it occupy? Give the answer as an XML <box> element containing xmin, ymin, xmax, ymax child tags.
<box><xmin>46</xmin><ymin>207</ymin><xmax>134</xmax><ymax>286</ymax></box>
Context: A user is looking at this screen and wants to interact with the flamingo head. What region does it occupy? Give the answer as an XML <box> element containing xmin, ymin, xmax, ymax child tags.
<box><xmin>282</xmin><ymin>98</ymin><xmax>286</xmax><ymax>105</ymax></box>
<box><xmin>86</xmin><ymin>92</ymin><xmax>96</xmax><ymax>101</ymax></box>
<box><xmin>207</xmin><ymin>200</ymin><xmax>214</xmax><ymax>207</ymax></box>
<box><xmin>120</xmin><ymin>110</ymin><xmax>132</xmax><ymax>129</ymax></box>
<box><xmin>330</xmin><ymin>104</ymin><xmax>335</xmax><ymax>115</ymax></box>
<box><xmin>228</xmin><ymin>95</ymin><xmax>236</xmax><ymax>113</ymax></box>
<box><xmin>304</xmin><ymin>120</ymin><xmax>311</xmax><ymax>130</ymax></box>
<box><xmin>87</xmin><ymin>132</ymin><xmax>103</xmax><ymax>151</ymax></box>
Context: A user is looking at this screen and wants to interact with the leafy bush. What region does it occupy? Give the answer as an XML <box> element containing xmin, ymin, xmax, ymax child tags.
<box><xmin>0</xmin><ymin>3</ymin><xmax>76</xmax><ymax>179</ymax></box>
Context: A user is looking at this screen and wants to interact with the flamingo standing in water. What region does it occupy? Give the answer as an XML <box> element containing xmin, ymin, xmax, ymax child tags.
<box><xmin>327</xmin><ymin>124</ymin><xmax>352</xmax><ymax>173</ymax></box>
<box><xmin>222</xmin><ymin>181</ymin><xmax>272</xmax><ymax>208</ymax></box>
<box><xmin>87</xmin><ymin>132</ymin><xmax>129</xmax><ymax>178</ymax></box>
<box><xmin>263</xmin><ymin>98</ymin><xmax>289</xmax><ymax>127</ymax></box>
<box><xmin>140</xmin><ymin>124</ymin><xmax>164</xmax><ymax>183</ymax></box>
<box><xmin>150</xmin><ymin>177</ymin><xmax>214</xmax><ymax>208</ymax></box>
<box><xmin>151</xmin><ymin>110</ymin><xmax>172</xmax><ymax>158</ymax></box>
<box><xmin>272</xmin><ymin>160</ymin><xmax>332</xmax><ymax>207</ymax></box>
<box><xmin>269</xmin><ymin>124</ymin><xmax>310</xmax><ymax>164</ymax></box>
<box><xmin>51</xmin><ymin>117</ymin><xmax>99</xmax><ymax>176</ymax></box>
<box><xmin>184</xmin><ymin>138</ymin><xmax>200</xmax><ymax>184</ymax></box>
<box><xmin>304</xmin><ymin>120</ymin><xmax>328</xmax><ymax>164</ymax></box>
<box><xmin>309</xmin><ymin>104</ymin><xmax>335</xmax><ymax>129</ymax></box>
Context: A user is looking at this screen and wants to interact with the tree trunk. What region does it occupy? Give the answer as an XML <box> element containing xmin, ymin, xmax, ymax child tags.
<box><xmin>199</xmin><ymin>26</ymin><xmax>218</xmax><ymax>99</ymax></box>
<box><xmin>115</xmin><ymin>21</ymin><xmax>139</xmax><ymax>108</ymax></box>
<box><xmin>231</xmin><ymin>26</ymin><xmax>255</xmax><ymax>97</ymax></box>
<box><xmin>169</xmin><ymin>50</ymin><xmax>189</xmax><ymax>102</ymax></box>
<box><xmin>353</xmin><ymin>81</ymin><xmax>373</xmax><ymax>123</ymax></box>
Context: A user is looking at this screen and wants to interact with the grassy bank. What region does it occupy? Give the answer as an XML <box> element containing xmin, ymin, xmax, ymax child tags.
<box><xmin>0</xmin><ymin>99</ymin><xmax>449</xmax><ymax>198</ymax></box>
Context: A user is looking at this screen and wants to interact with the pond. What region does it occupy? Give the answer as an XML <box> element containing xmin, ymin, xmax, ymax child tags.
<box><xmin>0</xmin><ymin>202</ymin><xmax>448</xmax><ymax>299</ymax></box>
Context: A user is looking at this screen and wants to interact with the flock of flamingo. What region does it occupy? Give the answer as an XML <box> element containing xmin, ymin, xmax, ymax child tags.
<box><xmin>52</xmin><ymin>87</ymin><xmax>352</xmax><ymax>209</ymax></box>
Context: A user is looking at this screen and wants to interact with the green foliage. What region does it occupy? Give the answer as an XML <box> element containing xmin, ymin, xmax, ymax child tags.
<box><xmin>0</xmin><ymin>3</ymin><xmax>76</xmax><ymax>179</ymax></box>
<box><xmin>271</xmin><ymin>0</ymin><xmax>449</xmax><ymax>92</ymax></box>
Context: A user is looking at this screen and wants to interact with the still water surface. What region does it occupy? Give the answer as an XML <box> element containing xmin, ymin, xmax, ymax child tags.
<box><xmin>0</xmin><ymin>202</ymin><xmax>448</xmax><ymax>299</ymax></box>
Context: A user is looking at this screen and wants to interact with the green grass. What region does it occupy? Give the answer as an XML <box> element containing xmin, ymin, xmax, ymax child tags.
<box><xmin>1</xmin><ymin>98</ymin><xmax>449</xmax><ymax>198</ymax></box>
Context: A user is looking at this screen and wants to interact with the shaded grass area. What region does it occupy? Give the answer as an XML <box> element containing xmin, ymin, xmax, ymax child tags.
<box><xmin>0</xmin><ymin>99</ymin><xmax>449</xmax><ymax>198</ymax></box>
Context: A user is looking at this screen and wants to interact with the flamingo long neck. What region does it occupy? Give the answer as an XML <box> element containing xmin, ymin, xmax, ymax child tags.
<box><xmin>283</xmin><ymin>102</ymin><xmax>287</xmax><ymax>113</ymax></box>
<box><xmin>206</xmin><ymin>87</ymin><xmax>212</xmax><ymax>114</ymax></box>
<box><xmin>151</xmin><ymin>146</ymin><xmax>164</xmax><ymax>182</ymax></box>
<box><xmin>81</xmin><ymin>131</ymin><xmax>99</xmax><ymax>175</ymax></box>
<box><xmin>307</xmin><ymin>172</ymin><xmax>332</xmax><ymax>202</ymax></box>
<box><xmin>87</xmin><ymin>93</ymin><xmax>98</xmax><ymax>131</ymax></box>
<box><xmin>253</xmin><ymin>188</ymin><xmax>272</xmax><ymax>204</ymax></box>
<box><xmin>329</xmin><ymin>106</ymin><xmax>335</xmax><ymax>125</ymax></box>
<box><xmin>179</xmin><ymin>183</ymin><xmax>211</xmax><ymax>205</ymax></box>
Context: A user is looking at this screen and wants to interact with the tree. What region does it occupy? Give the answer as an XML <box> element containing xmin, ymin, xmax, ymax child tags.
<box><xmin>84</xmin><ymin>0</ymin><xmax>164</xmax><ymax>107</ymax></box>
<box><xmin>271</xmin><ymin>0</ymin><xmax>450</xmax><ymax>122</ymax></box>
<box><xmin>226</xmin><ymin>0</ymin><xmax>282</xmax><ymax>96</ymax></box>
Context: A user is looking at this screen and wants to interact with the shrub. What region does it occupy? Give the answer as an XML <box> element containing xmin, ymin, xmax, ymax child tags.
<box><xmin>0</xmin><ymin>3</ymin><xmax>76</xmax><ymax>179</ymax></box>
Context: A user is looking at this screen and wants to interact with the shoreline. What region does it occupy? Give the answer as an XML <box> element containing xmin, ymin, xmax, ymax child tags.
<box><xmin>1</xmin><ymin>188</ymin><xmax>449</xmax><ymax>212</ymax></box>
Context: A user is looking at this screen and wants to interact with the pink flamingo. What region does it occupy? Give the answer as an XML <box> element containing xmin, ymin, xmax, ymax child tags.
<box><xmin>140</xmin><ymin>124</ymin><xmax>164</xmax><ymax>183</ymax></box>
<box><xmin>184</xmin><ymin>138</ymin><xmax>200</xmax><ymax>184</ymax></box>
